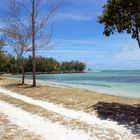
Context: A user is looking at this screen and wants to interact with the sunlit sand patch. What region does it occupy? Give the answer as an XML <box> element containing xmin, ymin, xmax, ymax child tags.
<box><xmin>0</xmin><ymin>88</ymin><xmax>139</xmax><ymax>140</ymax></box>
<box><xmin>0</xmin><ymin>100</ymin><xmax>92</xmax><ymax>140</ymax></box>
<box><xmin>0</xmin><ymin>112</ymin><xmax>41</xmax><ymax>140</ymax></box>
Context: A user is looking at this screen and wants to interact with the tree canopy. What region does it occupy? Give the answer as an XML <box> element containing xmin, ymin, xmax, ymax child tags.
<box><xmin>0</xmin><ymin>53</ymin><xmax>86</xmax><ymax>74</ymax></box>
<box><xmin>98</xmin><ymin>0</ymin><xmax>140</xmax><ymax>48</ymax></box>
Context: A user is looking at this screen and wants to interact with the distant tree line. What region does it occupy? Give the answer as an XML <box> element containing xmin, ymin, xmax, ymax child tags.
<box><xmin>0</xmin><ymin>52</ymin><xmax>86</xmax><ymax>74</ymax></box>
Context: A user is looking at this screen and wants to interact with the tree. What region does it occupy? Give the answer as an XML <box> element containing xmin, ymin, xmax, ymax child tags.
<box><xmin>1</xmin><ymin>0</ymin><xmax>63</xmax><ymax>85</ymax></box>
<box><xmin>0</xmin><ymin>53</ymin><xmax>86</xmax><ymax>74</ymax></box>
<box><xmin>98</xmin><ymin>0</ymin><xmax>140</xmax><ymax>48</ymax></box>
<box><xmin>1</xmin><ymin>0</ymin><xmax>31</xmax><ymax>84</ymax></box>
<box><xmin>10</xmin><ymin>0</ymin><xmax>64</xmax><ymax>86</ymax></box>
<box><xmin>0</xmin><ymin>35</ymin><xmax>7</xmax><ymax>74</ymax></box>
<box><xmin>29</xmin><ymin>0</ymin><xmax>64</xmax><ymax>86</ymax></box>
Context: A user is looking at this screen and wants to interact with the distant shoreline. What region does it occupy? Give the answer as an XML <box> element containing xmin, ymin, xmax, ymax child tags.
<box><xmin>1</xmin><ymin>71</ymin><xmax>87</xmax><ymax>76</ymax></box>
<box><xmin>2</xmin><ymin>70</ymin><xmax>140</xmax><ymax>76</ymax></box>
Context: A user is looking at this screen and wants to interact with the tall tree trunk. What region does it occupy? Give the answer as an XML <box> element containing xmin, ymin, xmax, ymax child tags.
<box><xmin>20</xmin><ymin>60</ymin><xmax>25</xmax><ymax>85</ymax></box>
<box><xmin>32</xmin><ymin>0</ymin><xmax>36</xmax><ymax>87</ymax></box>
<box><xmin>21</xmin><ymin>67</ymin><xmax>25</xmax><ymax>85</ymax></box>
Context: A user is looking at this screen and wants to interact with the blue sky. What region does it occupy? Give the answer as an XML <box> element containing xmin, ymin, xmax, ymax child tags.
<box><xmin>1</xmin><ymin>0</ymin><xmax>140</xmax><ymax>70</ymax></box>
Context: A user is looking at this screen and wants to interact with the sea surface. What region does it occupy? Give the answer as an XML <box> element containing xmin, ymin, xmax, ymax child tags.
<box><xmin>7</xmin><ymin>70</ymin><xmax>140</xmax><ymax>99</ymax></box>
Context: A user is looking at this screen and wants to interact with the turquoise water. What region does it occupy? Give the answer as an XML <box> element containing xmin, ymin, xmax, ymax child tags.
<box><xmin>8</xmin><ymin>71</ymin><xmax>140</xmax><ymax>98</ymax></box>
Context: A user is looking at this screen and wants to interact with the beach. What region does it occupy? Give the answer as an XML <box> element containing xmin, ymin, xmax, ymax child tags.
<box><xmin>0</xmin><ymin>77</ymin><xmax>139</xmax><ymax>140</ymax></box>
<box><xmin>6</xmin><ymin>71</ymin><xmax>140</xmax><ymax>99</ymax></box>
<box><xmin>0</xmin><ymin>0</ymin><xmax>140</xmax><ymax>139</ymax></box>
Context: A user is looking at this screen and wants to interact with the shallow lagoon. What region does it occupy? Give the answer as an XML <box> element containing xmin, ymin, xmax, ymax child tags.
<box><xmin>9</xmin><ymin>70</ymin><xmax>140</xmax><ymax>99</ymax></box>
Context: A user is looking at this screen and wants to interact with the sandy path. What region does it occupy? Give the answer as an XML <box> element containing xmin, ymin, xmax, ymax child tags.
<box><xmin>0</xmin><ymin>87</ymin><xmax>133</xmax><ymax>136</ymax></box>
<box><xmin>0</xmin><ymin>100</ymin><xmax>92</xmax><ymax>140</ymax></box>
<box><xmin>0</xmin><ymin>112</ymin><xmax>41</xmax><ymax>140</ymax></box>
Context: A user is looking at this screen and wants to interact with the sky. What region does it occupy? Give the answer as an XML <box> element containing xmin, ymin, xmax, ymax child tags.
<box><xmin>1</xmin><ymin>0</ymin><xmax>140</xmax><ymax>70</ymax></box>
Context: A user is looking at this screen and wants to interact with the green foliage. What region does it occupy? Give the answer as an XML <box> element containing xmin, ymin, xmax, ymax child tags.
<box><xmin>0</xmin><ymin>54</ymin><xmax>86</xmax><ymax>74</ymax></box>
<box><xmin>0</xmin><ymin>52</ymin><xmax>16</xmax><ymax>74</ymax></box>
<box><xmin>60</xmin><ymin>61</ymin><xmax>85</xmax><ymax>72</ymax></box>
<box><xmin>98</xmin><ymin>0</ymin><xmax>140</xmax><ymax>48</ymax></box>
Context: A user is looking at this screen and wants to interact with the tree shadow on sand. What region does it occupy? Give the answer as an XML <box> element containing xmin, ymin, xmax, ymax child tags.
<box><xmin>92</xmin><ymin>102</ymin><xmax>140</xmax><ymax>135</ymax></box>
<box><xmin>2</xmin><ymin>83</ymin><xmax>41</xmax><ymax>93</ymax></box>
<box><xmin>4</xmin><ymin>83</ymin><xmax>31</xmax><ymax>88</ymax></box>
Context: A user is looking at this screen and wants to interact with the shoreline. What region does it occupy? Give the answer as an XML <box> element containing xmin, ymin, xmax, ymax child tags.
<box><xmin>0</xmin><ymin>77</ymin><xmax>140</xmax><ymax>139</ymax></box>
<box><xmin>4</xmin><ymin>76</ymin><xmax>140</xmax><ymax>100</ymax></box>
<box><xmin>1</xmin><ymin>71</ymin><xmax>86</xmax><ymax>76</ymax></box>
<box><xmin>0</xmin><ymin>77</ymin><xmax>140</xmax><ymax>106</ymax></box>
<box><xmin>32</xmin><ymin>79</ymin><xmax>140</xmax><ymax>100</ymax></box>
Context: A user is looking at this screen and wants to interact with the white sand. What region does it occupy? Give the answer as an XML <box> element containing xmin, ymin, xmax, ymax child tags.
<box><xmin>0</xmin><ymin>87</ymin><xmax>134</xmax><ymax>139</ymax></box>
<box><xmin>0</xmin><ymin>100</ymin><xmax>92</xmax><ymax>140</ymax></box>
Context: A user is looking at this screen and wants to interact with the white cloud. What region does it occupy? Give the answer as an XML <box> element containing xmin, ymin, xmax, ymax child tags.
<box><xmin>54</xmin><ymin>12</ymin><xmax>99</xmax><ymax>21</ymax></box>
<box><xmin>52</xmin><ymin>38</ymin><xmax>97</xmax><ymax>46</ymax></box>
<box><xmin>39</xmin><ymin>50</ymin><xmax>93</xmax><ymax>53</ymax></box>
<box><xmin>44</xmin><ymin>38</ymin><xmax>99</xmax><ymax>51</ymax></box>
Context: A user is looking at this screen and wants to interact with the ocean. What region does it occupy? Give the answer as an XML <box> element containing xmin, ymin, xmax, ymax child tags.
<box><xmin>8</xmin><ymin>70</ymin><xmax>140</xmax><ymax>99</ymax></box>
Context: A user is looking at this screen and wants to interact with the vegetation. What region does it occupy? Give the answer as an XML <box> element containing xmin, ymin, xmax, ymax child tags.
<box><xmin>2</xmin><ymin>0</ymin><xmax>31</xmax><ymax>84</ymax></box>
<box><xmin>0</xmin><ymin>0</ymin><xmax>64</xmax><ymax>86</ymax></box>
<box><xmin>0</xmin><ymin>52</ymin><xmax>86</xmax><ymax>74</ymax></box>
<box><xmin>29</xmin><ymin>0</ymin><xmax>64</xmax><ymax>86</ymax></box>
<box><xmin>98</xmin><ymin>0</ymin><xmax>140</xmax><ymax>48</ymax></box>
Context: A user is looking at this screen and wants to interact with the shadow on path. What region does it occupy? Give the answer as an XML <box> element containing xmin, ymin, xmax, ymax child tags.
<box><xmin>92</xmin><ymin>102</ymin><xmax>140</xmax><ymax>135</ymax></box>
